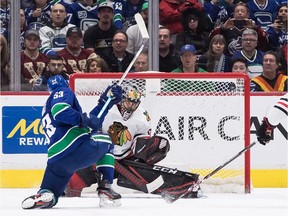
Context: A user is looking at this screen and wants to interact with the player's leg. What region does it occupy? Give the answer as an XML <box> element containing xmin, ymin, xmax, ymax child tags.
<box><xmin>92</xmin><ymin>133</ymin><xmax>121</xmax><ymax>207</ymax></box>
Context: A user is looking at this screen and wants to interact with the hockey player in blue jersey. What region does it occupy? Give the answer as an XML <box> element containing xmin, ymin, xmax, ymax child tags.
<box><xmin>21</xmin><ymin>74</ymin><xmax>123</xmax><ymax>209</ymax></box>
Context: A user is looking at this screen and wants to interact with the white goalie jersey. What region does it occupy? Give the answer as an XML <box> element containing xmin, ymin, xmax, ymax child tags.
<box><xmin>101</xmin><ymin>105</ymin><xmax>152</xmax><ymax>160</ymax></box>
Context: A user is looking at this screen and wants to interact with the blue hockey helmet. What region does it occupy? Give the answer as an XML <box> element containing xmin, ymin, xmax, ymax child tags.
<box><xmin>47</xmin><ymin>75</ymin><xmax>69</xmax><ymax>92</ymax></box>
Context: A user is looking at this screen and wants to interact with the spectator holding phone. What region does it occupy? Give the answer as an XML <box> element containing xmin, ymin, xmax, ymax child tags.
<box><xmin>266</xmin><ymin>4</ymin><xmax>288</xmax><ymax>51</ymax></box>
<box><xmin>210</xmin><ymin>2</ymin><xmax>269</xmax><ymax>56</ymax></box>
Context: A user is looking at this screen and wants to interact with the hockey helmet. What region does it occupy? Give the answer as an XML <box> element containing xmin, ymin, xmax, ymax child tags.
<box><xmin>121</xmin><ymin>84</ymin><xmax>141</xmax><ymax>111</ymax></box>
<box><xmin>47</xmin><ymin>75</ymin><xmax>69</xmax><ymax>93</ymax></box>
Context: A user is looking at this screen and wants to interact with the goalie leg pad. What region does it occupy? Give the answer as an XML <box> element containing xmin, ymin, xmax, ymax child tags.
<box><xmin>117</xmin><ymin>160</ymin><xmax>201</xmax><ymax>198</ymax></box>
<box><xmin>131</xmin><ymin>135</ymin><xmax>170</xmax><ymax>165</ymax></box>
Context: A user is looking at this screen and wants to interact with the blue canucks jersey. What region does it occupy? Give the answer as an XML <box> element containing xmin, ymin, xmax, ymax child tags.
<box><xmin>232</xmin><ymin>50</ymin><xmax>265</xmax><ymax>79</ymax></box>
<box><xmin>41</xmin><ymin>86</ymin><xmax>90</xmax><ymax>163</ymax></box>
<box><xmin>67</xmin><ymin>2</ymin><xmax>99</xmax><ymax>31</ymax></box>
<box><xmin>248</xmin><ymin>0</ymin><xmax>279</xmax><ymax>31</ymax></box>
<box><xmin>113</xmin><ymin>0</ymin><xmax>147</xmax><ymax>30</ymax></box>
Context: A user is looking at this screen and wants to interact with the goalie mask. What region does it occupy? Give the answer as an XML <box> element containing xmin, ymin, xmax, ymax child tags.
<box><xmin>120</xmin><ymin>85</ymin><xmax>141</xmax><ymax>120</ymax></box>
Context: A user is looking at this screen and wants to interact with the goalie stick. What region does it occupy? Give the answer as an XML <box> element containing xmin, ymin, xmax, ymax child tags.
<box><xmin>115</xmin><ymin>160</ymin><xmax>164</xmax><ymax>193</ymax></box>
<box><xmin>162</xmin><ymin>141</ymin><xmax>258</xmax><ymax>203</ymax></box>
<box><xmin>97</xmin><ymin>13</ymin><xmax>149</xmax><ymax>118</ymax></box>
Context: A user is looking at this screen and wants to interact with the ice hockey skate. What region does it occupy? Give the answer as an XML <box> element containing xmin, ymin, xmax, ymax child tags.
<box><xmin>97</xmin><ymin>180</ymin><xmax>121</xmax><ymax>207</ymax></box>
<box><xmin>21</xmin><ymin>189</ymin><xmax>56</xmax><ymax>209</ymax></box>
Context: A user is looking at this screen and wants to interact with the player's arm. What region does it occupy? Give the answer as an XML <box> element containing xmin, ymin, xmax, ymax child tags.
<box><xmin>256</xmin><ymin>93</ymin><xmax>288</xmax><ymax>145</ymax></box>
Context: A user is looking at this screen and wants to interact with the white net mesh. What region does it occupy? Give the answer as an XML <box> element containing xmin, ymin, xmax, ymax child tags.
<box><xmin>70</xmin><ymin>73</ymin><xmax>251</xmax><ymax>193</ymax></box>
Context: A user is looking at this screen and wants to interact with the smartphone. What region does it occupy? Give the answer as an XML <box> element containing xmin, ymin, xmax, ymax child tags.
<box><xmin>276</xmin><ymin>16</ymin><xmax>283</xmax><ymax>23</ymax></box>
<box><xmin>276</xmin><ymin>16</ymin><xmax>284</xmax><ymax>29</ymax></box>
<box><xmin>233</xmin><ymin>20</ymin><xmax>246</xmax><ymax>28</ymax></box>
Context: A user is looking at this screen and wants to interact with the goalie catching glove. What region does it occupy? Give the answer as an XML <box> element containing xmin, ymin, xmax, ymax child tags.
<box><xmin>108</xmin><ymin>121</ymin><xmax>131</xmax><ymax>145</ymax></box>
<box><xmin>256</xmin><ymin>117</ymin><xmax>276</xmax><ymax>145</ymax></box>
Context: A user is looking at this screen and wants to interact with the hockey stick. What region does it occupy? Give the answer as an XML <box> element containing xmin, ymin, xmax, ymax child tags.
<box><xmin>115</xmin><ymin>160</ymin><xmax>164</xmax><ymax>193</ymax></box>
<box><xmin>162</xmin><ymin>141</ymin><xmax>258</xmax><ymax>203</ymax></box>
<box><xmin>97</xmin><ymin>13</ymin><xmax>149</xmax><ymax>118</ymax></box>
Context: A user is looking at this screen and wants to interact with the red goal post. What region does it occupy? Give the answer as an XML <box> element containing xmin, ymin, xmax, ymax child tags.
<box><xmin>70</xmin><ymin>72</ymin><xmax>251</xmax><ymax>193</ymax></box>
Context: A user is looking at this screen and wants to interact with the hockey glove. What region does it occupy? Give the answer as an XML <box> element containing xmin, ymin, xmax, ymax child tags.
<box><xmin>256</xmin><ymin>117</ymin><xmax>275</xmax><ymax>145</ymax></box>
<box><xmin>99</xmin><ymin>85</ymin><xmax>123</xmax><ymax>110</ymax></box>
<box><xmin>80</xmin><ymin>113</ymin><xmax>102</xmax><ymax>131</ymax></box>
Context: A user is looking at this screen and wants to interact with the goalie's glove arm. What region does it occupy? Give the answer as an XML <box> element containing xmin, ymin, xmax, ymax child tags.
<box><xmin>256</xmin><ymin>117</ymin><xmax>276</xmax><ymax>145</ymax></box>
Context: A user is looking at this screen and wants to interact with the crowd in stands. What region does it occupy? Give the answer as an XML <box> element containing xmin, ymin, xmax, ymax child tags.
<box><xmin>0</xmin><ymin>0</ymin><xmax>287</xmax><ymax>92</ymax></box>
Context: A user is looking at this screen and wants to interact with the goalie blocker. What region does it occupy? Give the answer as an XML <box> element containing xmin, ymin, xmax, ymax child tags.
<box><xmin>64</xmin><ymin>136</ymin><xmax>201</xmax><ymax>198</ymax></box>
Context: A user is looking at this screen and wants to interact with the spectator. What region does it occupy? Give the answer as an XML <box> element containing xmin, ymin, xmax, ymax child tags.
<box><xmin>21</xmin><ymin>29</ymin><xmax>48</xmax><ymax>90</ymax></box>
<box><xmin>101</xmin><ymin>30</ymin><xmax>134</xmax><ymax>72</ymax></box>
<box><xmin>266</xmin><ymin>4</ymin><xmax>288</xmax><ymax>51</ymax></box>
<box><xmin>204</xmin><ymin>0</ymin><xmax>235</xmax><ymax>27</ymax></box>
<box><xmin>133</xmin><ymin>51</ymin><xmax>148</xmax><ymax>72</ymax></box>
<box><xmin>20</xmin><ymin>8</ymin><xmax>28</xmax><ymax>51</ymax></box>
<box><xmin>210</xmin><ymin>1</ymin><xmax>269</xmax><ymax>56</ymax></box>
<box><xmin>83</xmin><ymin>1</ymin><xmax>117</xmax><ymax>57</ymax></box>
<box><xmin>21</xmin><ymin>0</ymin><xmax>36</xmax><ymax>8</ymax></box>
<box><xmin>159</xmin><ymin>0</ymin><xmax>203</xmax><ymax>37</ymax></box>
<box><xmin>39</xmin><ymin>3</ymin><xmax>75</xmax><ymax>56</ymax></box>
<box><xmin>58</xmin><ymin>26</ymin><xmax>97</xmax><ymax>74</ymax></box>
<box><xmin>33</xmin><ymin>54</ymin><xmax>69</xmax><ymax>91</ymax></box>
<box><xmin>248</xmin><ymin>0</ymin><xmax>279</xmax><ymax>31</ymax></box>
<box><xmin>66</xmin><ymin>0</ymin><xmax>98</xmax><ymax>31</ymax></box>
<box><xmin>232</xmin><ymin>28</ymin><xmax>264</xmax><ymax>79</ymax></box>
<box><xmin>25</xmin><ymin>0</ymin><xmax>52</xmax><ymax>30</ymax></box>
<box><xmin>174</xmin><ymin>7</ymin><xmax>210</xmax><ymax>57</ymax></box>
<box><xmin>86</xmin><ymin>56</ymin><xmax>109</xmax><ymax>72</ymax></box>
<box><xmin>250</xmin><ymin>51</ymin><xmax>288</xmax><ymax>92</ymax></box>
<box><xmin>0</xmin><ymin>33</ymin><xmax>9</xmax><ymax>91</ymax></box>
<box><xmin>0</xmin><ymin>0</ymin><xmax>10</xmax><ymax>41</ymax></box>
<box><xmin>126</xmin><ymin>1</ymin><xmax>148</xmax><ymax>54</ymax></box>
<box><xmin>56</xmin><ymin>0</ymin><xmax>75</xmax><ymax>8</ymax></box>
<box><xmin>198</xmin><ymin>34</ymin><xmax>232</xmax><ymax>72</ymax></box>
<box><xmin>231</xmin><ymin>57</ymin><xmax>249</xmax><ymax>73</ymax></box>
<box><xmin>113</xmin><ymin>0</ymin><xmax>147</xmax><ymax>31</ymax></box>
<box><xmin>172</xmin><ymin>44</ymin><xmax>199</xmax><ymax>73</ymax></box>
<box><xmin>277</xmin><ymin>44</ymin><xmax>288</xmax><ymax>75</ymax></box>
<box><xmin>159</xmin><ymin>27</ymin><xmax>180</xmax><ymax>72</ymax></box>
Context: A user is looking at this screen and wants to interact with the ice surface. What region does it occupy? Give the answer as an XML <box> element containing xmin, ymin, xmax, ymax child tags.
<box><xmin>1</xmin><ymin>188</ymin><xmax>287</xmax><ymax>216</ymax></box>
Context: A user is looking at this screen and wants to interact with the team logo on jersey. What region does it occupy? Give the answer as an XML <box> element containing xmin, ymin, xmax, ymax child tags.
<box><xmin>118</xmin><ymin>129</ymin><xmax>132</xmax><ymax>146</ymax></box>
<box><xmin>78</xmin><ymin>11</ymin><xmax>87</xmax><ymax>19</ymax></box>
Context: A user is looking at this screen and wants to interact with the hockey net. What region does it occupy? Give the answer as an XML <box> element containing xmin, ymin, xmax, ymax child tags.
<box><xmin>70</xmin><ymin>72</ymin><xmax>251</xmax><ymax>194</ymax></box>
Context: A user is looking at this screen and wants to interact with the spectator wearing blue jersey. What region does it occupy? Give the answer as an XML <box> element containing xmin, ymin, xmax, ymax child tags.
<box><xmin>266</xmin><ymin>4</ymin><xmax>288</xmax><ymax>51</ymax></box>
<box><xmin>113</xmin><ymin>0</ymin><xmax>147</xmax><ymax>31</ymax></box>
<box><xmin>232</xmin><ymin>28</ymin><xmax>264</xmax><ymax>79</ymax></box>
<box><xmin>210</xmin><ymin>1</ymin><xmax>269</xmax><ymax>56</ymax></box>
<box><xmin>24</xmin><ymin>0</ymin><xmax>52</xmax><ymax>30</ymax></box>
<box><xmin>0</xmin><ymin>0</ymin><xmax>10</xmax><ymax>41</ymax></box>
<box><xmin>248</xmin><ymin>0</ymin><xmax>279</xmax><ymax>31</ymax></box>
<box><xmin>22</xmin><ymin>74</ymin><xmax>123</xmax><ymax>209</ymax></box>
<box><xmin>66</xmin><ymin>0</ymin><xmax>99</xmax><ymax>32</ymax></box>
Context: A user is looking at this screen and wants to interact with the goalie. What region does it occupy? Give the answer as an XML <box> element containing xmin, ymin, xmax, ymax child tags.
<box><xmin>64</xmin><ymin>84</ymin><xmax>201</xmax><ymax>198</ymax></box>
